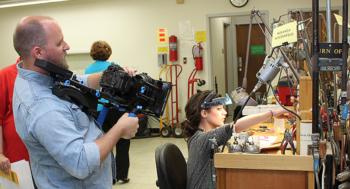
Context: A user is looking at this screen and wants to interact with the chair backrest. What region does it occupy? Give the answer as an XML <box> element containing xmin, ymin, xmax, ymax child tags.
<box><xmin>155</xmin><ymin>143</ymin><xmax>187</xmax><ymax>189</ymax></box>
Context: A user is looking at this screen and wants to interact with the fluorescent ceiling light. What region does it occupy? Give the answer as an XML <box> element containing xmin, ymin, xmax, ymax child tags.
<box><xmin>0</xmin><ymin>0</ymin><xmax>68</xmax><ymax>9</ymax></box>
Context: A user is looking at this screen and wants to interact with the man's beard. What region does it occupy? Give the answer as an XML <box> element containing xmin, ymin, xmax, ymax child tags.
<box><xmin>56</xmin><ymin>59</ymin><xmax>69</xmax><ymax>70</ymax></box>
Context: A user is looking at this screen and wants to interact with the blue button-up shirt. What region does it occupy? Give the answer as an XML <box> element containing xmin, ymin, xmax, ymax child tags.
<box><xmin>13</xmin><ymin>63</ymin><xmax>112</xmax><ymax>189</ymax></box>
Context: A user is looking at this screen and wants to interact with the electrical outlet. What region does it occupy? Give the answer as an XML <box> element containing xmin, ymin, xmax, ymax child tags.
<box><xmin>183</xmin><ymin>57</ymin><xmax>187</xmax><ymax>64</ymax></box>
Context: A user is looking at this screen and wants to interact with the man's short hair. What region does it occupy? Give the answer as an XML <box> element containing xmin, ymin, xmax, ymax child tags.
<box><xmin>13</xmin><ymin>17</ymin><xmax>49</xmax><ymax>58</ymax></box>
<box><xmin>90</xmin><ymin>40</ymin><xmax>112</xmax><ymax>61</ymax></box>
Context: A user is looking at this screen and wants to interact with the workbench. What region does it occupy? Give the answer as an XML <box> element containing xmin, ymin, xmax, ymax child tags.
<box><xmin>214</xmin><ymin>152</ymin><xmax>314</xmax><ymax>189</ymax></box>
<box><xmin>214</xmin><ymin>122</ymin><xmax>314</xmax><ymax>189</ymax></box>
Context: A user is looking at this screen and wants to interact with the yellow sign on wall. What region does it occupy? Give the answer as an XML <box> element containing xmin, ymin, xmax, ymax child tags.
<box><xmin>271</xmin><ymin>21</ymin><xmax>297</xmax><ymax>48</ymax></box>
<box><xmin>195</xmin><ymin>31</ymin><xmax>206</xmax><ymax>43</ymax></box>
<box><xmin>157</xmin><ymin>47</ymin><xmax>169</xmax><ymax>54</ymax></box>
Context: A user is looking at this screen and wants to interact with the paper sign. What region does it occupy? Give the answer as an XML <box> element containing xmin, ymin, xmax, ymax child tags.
<box><xmin>157</xmin><ymin>47</ymin><xmax>169</xmax><ymax>54</ymax></box>
<box><xmin>195</xmin><ymin>31</ymin><xmax>206</xmax><ymax>43</ymax></box>
<box><xmin>334</xmin><ymin>13</ymin><xmax>350</xmax><ymax>28</ymax></box>
<box><xmin>271</xmin><ymin>21</ymin><xmax>298</xmax><ymax>48</ymax></box>
<box><xmin>0</xmin><ymin>160</ymin><xmax>34</xmax><ymax>189</ymax></box>
<box><xmin>179</xmin><ymin>20</ymin><xmax>194</xmax><ymax>40</ymax></box>
<box><xmin>157</xmin><ymin>28</ymin><xmax>169</xmax><ymax>55</ymax></box>
<box><xmin>259</xmin><ymin>136</ymin><xmax>278</xmax><ymax>149</ymax></box>
<box><xmin>0</xmin><ymin>170</ymin><xmax>19</xmax><ymax>184</ymax></box>
<box><xmin>157</xmin><ymin>28</ymin><xmax>168</xmax><ymax>45</ymax></box>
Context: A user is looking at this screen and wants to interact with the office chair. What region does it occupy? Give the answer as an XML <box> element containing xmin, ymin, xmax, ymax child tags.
<box><xmin>155</xmin><ymin>143</ymin><xmax>187</xmax><ymax>189</ymax></box>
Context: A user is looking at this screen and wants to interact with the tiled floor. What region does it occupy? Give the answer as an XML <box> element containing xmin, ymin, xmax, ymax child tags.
<box><xmin>113</xmin><ymin>137</ymin><xmax>188</xmax><ymax>189</ymax></box>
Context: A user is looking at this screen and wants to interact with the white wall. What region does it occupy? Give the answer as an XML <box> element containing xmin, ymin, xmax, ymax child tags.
<box><xmin>0</xmin><ymin>0</ymin><xmax>345</xmax><ymax>121</ymax></box>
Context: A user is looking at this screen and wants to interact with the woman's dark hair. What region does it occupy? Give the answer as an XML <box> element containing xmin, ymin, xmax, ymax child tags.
<box><xmin>183</xmin><ymin>90</ymin><xmax>220</xmax><ymax>138</ymax></box>
<box><xmin>90</xmin><ymin>40</ymin><xmax>112</xmax><ymax>61</ymax></box>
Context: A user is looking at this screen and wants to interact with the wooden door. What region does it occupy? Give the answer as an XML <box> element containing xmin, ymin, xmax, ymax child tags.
<box><xmin>236</xmin><ymin>24</ymin><xmax>266</xmax><ymax>95</ymax></box>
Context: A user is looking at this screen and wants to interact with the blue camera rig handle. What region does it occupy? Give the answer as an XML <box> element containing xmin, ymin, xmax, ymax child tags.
<box><xmin>128</xmin><ymin>105</ymin><xmax>143</xmax><ymax>117</ymax></box>
<box><xmin>97</xmin><ymin>107</ymin><xmax>109</xmax><ymax>126</ymax></box>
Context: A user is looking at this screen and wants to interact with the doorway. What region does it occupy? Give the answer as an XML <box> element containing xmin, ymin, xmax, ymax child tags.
<box><xmin>208</xmin><ymin>12</ymin><xmax>269</xmax><ymax>117</ymax></box>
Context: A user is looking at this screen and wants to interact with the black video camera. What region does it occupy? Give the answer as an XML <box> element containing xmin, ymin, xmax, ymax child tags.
<box><xmin>34</xmin><ymin>59</ymin><xmax>171</xmax><ymax>118</ymax></box>
<box><xmin>100</xmin><ymin>64</ymin><xmax>171</xmax><ymax>117</ymax></box>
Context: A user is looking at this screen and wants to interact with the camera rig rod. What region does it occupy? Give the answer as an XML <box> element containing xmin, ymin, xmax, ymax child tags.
<box><xmin>312</xmin><ymin>0</ymin><xmax>320</xmax><ymax>134</ymax></box>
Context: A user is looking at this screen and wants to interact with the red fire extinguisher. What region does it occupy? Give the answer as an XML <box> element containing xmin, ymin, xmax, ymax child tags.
<box><xmin>169</xmin><ymin>35</ymin><xmax>178</xmax><ymax>62</ymax></box>
<box><xmin>192</xmin><ymin>43</ymin><xmax>203</xmax><ymax>71</ymax></box>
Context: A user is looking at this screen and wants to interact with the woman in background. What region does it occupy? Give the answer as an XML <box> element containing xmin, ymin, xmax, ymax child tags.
<box><xmin>85</xmin><ymin>40</ymin><xmax>113</xmax><ymax>75</ymax></box>
<box><xmin>85</xmin><ymin>41</ymin><xmax>131</xmax><ymax>184</ymax></box>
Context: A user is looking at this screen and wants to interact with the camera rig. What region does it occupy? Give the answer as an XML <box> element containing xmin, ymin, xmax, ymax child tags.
<box><xmin>34</xmin><ymin>59</ymin><xmax>171</xmax><ymax>118</ymax></box>
<box><xmin>99</xmin><ymin>63</ymin><xmax>171</xmax><ymax>117</ymax></box>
